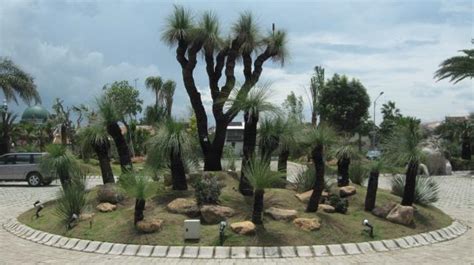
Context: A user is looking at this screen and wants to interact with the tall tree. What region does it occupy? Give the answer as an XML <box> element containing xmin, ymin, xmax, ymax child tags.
<box><xmin>0</xmin><ymin>111</ymin><xmax>17</xmax><ymax>155</ymax></box>
<box><xmin>145</xmin><ymin>76</ymin><xmax>163</xmax><ymax>107</ymax></box>
<box><xmin>0</xmin><ymin>58</ymin><xmax>41</xmax><ymax>104</ymax></box>
<box><xmin>434</xmin><ymin>49</ymin><xmax>474</xmax><ymax>84</ymax></box>
<box><xmin>283</xmin><ymin>91</ymin><xmax>304</xmax><ymax>122</ymax></box>
<box><xmin>72</xmin><ymin>104</ymin><xmax>89</xmax><ymax>129</ymax></box>
<box><xmin>161</xmin><ymin>80</ymin><xmax>176</xmax><ymax>118</ymax></box>
<box><xmin>52</xmin><ymin>98</ymin><xmax>72</xmax><ymax>146</ymax></box>
<box><xmin>309</xmin><ymin>66</ymin><xmax>325</xmax><ymax>126</ymax></box>
<box><xmin>379</xmin><ymin>101</ymin><xmax>402</xmax><ymax>140</ymax></box>
<box><xmin>162</xmin><ymin>6</ymin><xmax>288</xmax><ymax>171</ymax></box>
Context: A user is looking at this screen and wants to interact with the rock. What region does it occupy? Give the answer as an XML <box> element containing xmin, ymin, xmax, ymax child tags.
<box><xmin>97</xmin><ymin>183</ymin><xmax>124</xmax><ymax>204</ymax></box>
<box><xmin>136</xmin><ymin>218</ymin><xmax>163</xmax><ymax>233</ymax></box>
<box><xmin>293</xmin><ymin>218</ymin><xmax>321</xmax><ymax>231</ymax></box>
<box><xmin>386</xmin><ymin>204</ymin><xmax>414</xmax><ymax>225</ymax></box>
<box><xmin>295</xmin><ymin>190</ymin><xmax>329</xmax><ymax>203</ymax></box>
<box><xmin>445</xmin><ymin>160</ymin><xmax>452</xmax><ymax>175</ymax></box>
<box><xmin>339</xmin><ymin>186</ymin><xmax>356</xmax><ymax>197</ymax></box>
<box><xmin>371</xmin><ymin>202</ymin><xmax>397</xmax><ymax>218</ymax></box>
<box><xmin>264</xmin><ymin>207</ymin><xmax>298</xmax><ymax>221</ymax></box>
<box><xmin>96</xmin><ymin>202</ymin><xmax>117</xmax><ymax>212</ymax></box>
<box><xmin>167</xmin><ymin>198</ymin><xmax>200</xmax><ymax>217</ymax></box>
<box><xmin>419</xmin><ymin>163</ymin><xmax>430</xmax><ymax>177</ymax></box>
<box><xmin>79</xmin><ymin>213</ymin><xmax>95</xmax><ymax>221</ymax></box>
<box><xmin>200</xmin><ymin>205</ymin><xmax>235</xmax><ymax>224</ymax></box>
<box><xmin>230</xmin><ymin>221</ymin><xmax>256</xmax><ymax>235</ymax></box>
<box><xmin>318</xmin><ymin>204</ymin><xmax>335</xmax><ymax>213</ymax></box>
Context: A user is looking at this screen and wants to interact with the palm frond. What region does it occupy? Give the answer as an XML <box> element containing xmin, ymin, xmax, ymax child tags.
<box><xmin>197</xmin><ymin>11</ymin><xmax>222</xmax><ymax>51</ymax></box>
<box><xmin>162</xmin><ymin>5</ymin><xmax>195</xmax><ymax>46</ymax></box>
<box><xmin>232</xmin><ymin>11</ymin><xmax>261</xmax><ymax>53</ymax></box>
<box><xmin>263</xmin><ymin>30</ymin><xmax>288</xmax><ymax>66</ymax></box>
<box><xmin>434</xmin><ymin>49</ymin><xmax>474</xmax><ymax>84</ymax></box>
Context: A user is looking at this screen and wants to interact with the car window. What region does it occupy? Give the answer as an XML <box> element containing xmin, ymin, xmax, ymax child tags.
<box><xmin>2</xmin><ymin>155</ymin><xmax>15</xmax><ymax>164</ymax></box>
<box><xmin>16</xmin><ymin>154</ymin><xmax>31</xmax><ymax>164</ymax></box>
<box><xmin>32</xmin><ymin>154</ymin><xmax>42</xmax><ymax>164</ymax></box>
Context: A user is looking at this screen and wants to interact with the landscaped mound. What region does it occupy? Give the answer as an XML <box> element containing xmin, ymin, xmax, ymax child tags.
<box><xmin>18</xmin><ymin>172</ymin><xmax>451</xmax><ymax>246</ymax></box>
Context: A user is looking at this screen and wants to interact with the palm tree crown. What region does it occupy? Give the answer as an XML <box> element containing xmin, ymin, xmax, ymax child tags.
<box><xmin>0</xmin><ymin>58</ymin><xmax>41</xmax><ymax>104</ymax></box>
<box><xmin>162</xmin><ymin>5</ymin><xmax>195</xmax><ymax>45</ymax></box>
<box><xmin>435</xmin><ymin>49</ymin><xmax>474</xmax><ymax>84</ymax></box>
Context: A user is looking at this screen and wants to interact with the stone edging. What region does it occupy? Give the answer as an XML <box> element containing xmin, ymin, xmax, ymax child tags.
<box><xmin>2</xmin><ymin>219</ymin><xmax>469</xmax><ymax>259</ymax></box>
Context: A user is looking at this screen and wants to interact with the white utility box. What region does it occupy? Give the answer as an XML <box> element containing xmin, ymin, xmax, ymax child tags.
<box><xmin>184</xmin><ymin>219</ymin><xmax>200</xmax><ymax>240</ymax></box>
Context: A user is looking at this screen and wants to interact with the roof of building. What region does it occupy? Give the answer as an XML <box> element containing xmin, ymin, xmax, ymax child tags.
<box><xmin>227</xmin><ymin>121</ymin><xmax>245</xmax><ymax>130</ymax></box>
<box><xmin>21</xmin><ymin>105</ymin><xmax>49</xmax><ymax>124</ymax></box>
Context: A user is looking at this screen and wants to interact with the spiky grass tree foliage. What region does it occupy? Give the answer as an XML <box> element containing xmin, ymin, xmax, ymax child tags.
<box><xmin>364</xmin><ymin>160</ymin><xmax>383</xmax><ymax>211</ymax></box>
<box><xmin>243</xmin><ymin>158</ymin><xmax>283</xmax><ymax>225</ymax></box>
<box><xmin>258</xmin><ymin>117</ymin><xmax>284</xmax><ymax>163</ymax></box>
<box><xmin>227</xmin><ymin>86</ymin><xmax>278</xmax><ymax>196</ymax></box>
<box><xmin>334</xmin><ymin>139</ymin><xmax>357</xmax><ymax>187</ymax></box>
<box><xmin>97</xmin><ymin>96</ymin><xmax>132</xmax><ymax>173</ymax></box>
<box><xmin>391</xmin><ymin>175</ymin><xmax>439</xmax><ymax>206</ymax></box>
<box><xmin>434</xmin><ymin>49</ymin><xmax>474</xmax><ymax>84</ymax></box>
<box><xmin>348</xmin><ymin>160</ymin><xmax>368</xmax><ymax>185</ymax></box>
<box><xmin>147</xmin><ymin>119</ymin><xmax>192</xmax><ymax>190</ymax></box>
<box><xmin>304</xmin><ymin>125</ymin><xmax>336</xmax><ymax>212</ymax></box>
<box><xmin>0</xmin><ymin>57</ymin><xmax>41</xmax><ymax>104</ymax></box>
<box><xmin>383</xmin><ymin>117</ymin><xmax>424</xmax><ymax>206</ymax></box>
<box><xmin>40</xmin><ymin>144</ymin><xmax>79</xmax><ymax>187</ymax></box>
<box><xmin>55</xmin><ymin>174</ymin><xmax>87</xmax><ymax>226</ymax></box>
<box><xmin>162</xmin><ymin>6</ymin><xmax>288</xmax><ymax>171</ymax></box>
<box><xmin>277</xmin><ymin>118</ymin><xmax>300</xmax><ymax>174</ymax></box>
<box><xmin>77</xmin><ymin>124</ymin><xmax>114</xmax><ymax>184</ymax></box>
<box><xmin>118</xmin><ymin>173</ymin><xmax>156</xmax><ymax>225</ymax></box>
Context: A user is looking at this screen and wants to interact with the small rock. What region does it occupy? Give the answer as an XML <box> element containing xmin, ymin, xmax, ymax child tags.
<box><xmin>96</xmin><ymin>202</ymin><xmax>117</xmax><ymax>212</ymax></box>
<box><xmin>339</xmin><ymin>186</ymin><xmax>356</xmax><ymax>197</ymax></box>
<box><xmin>167</xmin><ymin>198</ymin><xmax>200</xmax><ymax>217</ymax></box>
<box><xmin>230</xmin><ymin>221</ymin><xmax>256</xmax><ymax>235</ymax></box>
<box><xmin>200</xmin><ymin>205</ymin><xmax>235</xmax><ymax>224</ymax></box>
<box><xmin>136</xmin><ymin>218</ymin><xmax>163</xmax><ymax>233</ymax></box>
<box><xmin>386</xmin><ymin>204</ymin><xmax>414</xmax><ymax>225</ymax></box>
<box><xmin>293</xmin><ymin>218</ymin><xmax>321</xmax><ymax>231</ymax></box>
<box><xmin>97</xmin><ymin>183</ymin><xmax>124</xmax><ymax>204</ymax></box>
<box><xmin>318</xmin><ymin>204</ymin><xmax>335</xmax><ymax>213</ymax></box>
<box><xmin>264</xmin><ymin>207</ymin><xmax>298</xmax><ymax>221</ymax></box>
<box><xmin>372</xmin><ymin>202</ymin><xmax>397</xmax><ymax>218</ymax></box>
<box><xmin>79</xmin><ymin>213</ymin><xmax>95</xmax><ymax>221</ymax></box>
<box><xmin>445</xmin><ymin>160</ymin><xmax>452</xmax><ymax>175</ymax></box>
<box><xmin>295</xmin><ymin>190</ymin><xmax>329</xmax><ymax>203</ymax></box>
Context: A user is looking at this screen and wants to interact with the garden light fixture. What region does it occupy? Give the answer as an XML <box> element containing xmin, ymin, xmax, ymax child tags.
<box><xmin>67</xmin><ymin>213</ymin><xmax>78</xmax><ymax>230</ymax></box>
<box><xmin>363</xmin><ymin>219</ymin><xmax>374</xmax><ymax>238</ymax></box>
<box><xmin>33</xmin><ymin>201</ymin><xmax>44</xmax><ymax>219</ymax></box>
<box><xmin>219</xmin><ymin>220</ymin><xmax>227</xmax><ymax>246</ymax></box>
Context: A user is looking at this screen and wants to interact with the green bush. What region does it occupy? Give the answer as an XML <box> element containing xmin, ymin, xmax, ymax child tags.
<box><xmin>450</xmin><ymin>157</ymin><xmax>474</xmax><ymax>171</ymax></box>
<box><xmin>328</xmin><ymin>194</ymin><xmax>348</xmax><ymax>214</ymax></box>
<box><xmin>192</xmin><ymin>174</ymin><xmax>222</xmax><ymax>205</ymax></box>
<box><xmin>294</xmin><ymin>166</ymin><xmax>334</xmax><ymax>192</ymax></box>
<box><xmin>391</xmin><ymin>175</ymin><xmax>439</xmax><ymax>205</ymax></box>
<box><xmin>349</xmin><ymin>160</ymin><xmax>368</xmax><ymax>185</ymax></box>
<box><xmin>55</xmin><ymin>175</ymin><xmax>87</xmax><ymax>224</ymax></box>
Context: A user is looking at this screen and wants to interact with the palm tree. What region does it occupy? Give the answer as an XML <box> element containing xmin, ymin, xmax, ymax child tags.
<box><xmin>434</xmin><ymin>49</ymin><xmax>474</xmax><ymax>84</ymax></box>
<box><xmin>382</xmin><ymin>117</ymin><xmax>423</xmax><ymax>206</ymax></box>
<box><xmin>227</xmin><ymin>86</ymin><xmax>278</xmax><ymax>196</ymax></box>
<box><xmin>334</xmin><ymin>139</ymin><xmax>357</xmax><ymax>187</ymax></box>
<box><xmin>40</xmin><ymin>144</ymin><xmax>79</xmax><ymax>188</ymax></box>
<box><xmin>364</xmin><ymin>160</ymin><xmax>383</xmax><ymax>211</ymax></box>
<box><xmin>145</xmin><ymin>76</ymin><xmax>163</xmax><ymax>107</ymax></box>
<box><xmin>243</xmin><ymin>158</ymin><xmax>283</xmax><ymax>225</ymax></box>
<box><xmin>143</xmin><ymin>105</ymin><xmax>167</xmax><ymax>125</ymax></box>
<box><xmin>147</xmin><ymin>119</ymin><xmax>191</xmax><ymax>190</ymax></box>
<box><xmin>0</xmin><ymin>58</ymin><xmax>41</xmax><ymax>104</ymax></box>
<box><xmin>118</xmin><ymin>173</ymin><xmax>155</xmax><ymax>225</ymax></box>
<box><xmin>97</xmin><ymin>96</ymin><xmax>132</xmax><ymax>172</ymax></box>
<box><xmin>0</xmin><ymin>111</ymin><xmax>17</xmax><ymax>155</ymax></box>
<box><xmin>72</xmin><ymin>104</ymin><xmax>89</xmax><ymax>129</ymax></box>
<box><xmin>161</xmin><ymin>80</ymin><xmax>176</xmax><ymax>118</ymax></box>
<box><xmin>77</xmin><ymin>123</ymin><xmax>114</xmax><ymax>184</ymax></box>
<box><xmin>305</xmin><ymin>124</ymin><xmax>336</xmax><ymax>212</ymax></box>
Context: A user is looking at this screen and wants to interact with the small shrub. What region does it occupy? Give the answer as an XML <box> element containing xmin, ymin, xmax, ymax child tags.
<box><xmin>295</xmin><ymin>166</ymin><xmax>335</xmax><ymax>192</ymax></box>
<box><xmin>192</xmin><ymin>174</ymin><xmax>222</xmax><ymax>205</ymax></box>
<box><xmin>328</xmin><ymin>194</ymin><xmax>348</xmax><ymax>214</ymax></box>
<box><xmin>223</xmin><ymin>145</ymin><xmax>237</xmax><ymax>171</ymax></box>
<box><xmin>349</xmin><ymin>160</ymin><xmax>368</xmax><ymax>185</ymax></box>
<box><xmin>391</xmin><ymin>175</ymin><xmax>439</xmax><ymax>205</ymax></box>
<box><xmin>55</xmin><ymin>175</ymin><xmax>87</xmax><ymax>224</ymax></box>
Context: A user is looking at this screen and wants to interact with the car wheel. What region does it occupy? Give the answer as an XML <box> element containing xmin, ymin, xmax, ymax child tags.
<box><xmin>27</xmin><ymin>172</ymin><xmax>43</xmax><ymax>187</ymax></box>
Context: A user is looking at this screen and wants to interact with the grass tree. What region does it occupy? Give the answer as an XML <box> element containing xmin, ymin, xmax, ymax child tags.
<box><xmin>0</xmin><ymin>57</ymin><xmax>41</xmax><ymax>104</ymax></box>
<box><xmin>334</xmin><ymin>139</ymin><xmax>357</xmax><ymax>187</ymax></box>
<box><xmin>383</xmin><ymin>117</ymin><xmax>424</xmax><ymax>206</ymax></box>
<box><xmin>305</xmin><ymin>125</ymin><xmax>336</xmax><ymax>212</ymax></box>
<box><xmin>40</xmin><ymin>144</ymin><xmax>79</xmax><ymax>188</ymax></box>
<box><xmin>364</xmin><ymin>160</ymin><xmax>383</xmax><ymax>211</ymax></box>
<box><xmin>162</xmin><ymin>6</ymin><xmax>288</xmax><ymax>171</ymax></box>
<box><xmin>118</xmin><ymin>173</ymin><xmax>156</xmax><ymax>225</ymax></box>
<box><xmin>277</xmin><ymin>118</ymin><xmax>300</xmax><ymax>174</ymax></box>
<box><xmin>147</xmin><ymin>119</ymin><xmax>191</xmax><ymax>190</ymax></box>
<box><xmin>227</xmin><ymin>86</ymin><xmax>278</xmax><ymax>196</ymax></box>
<box><xmin>258</xmin><ymin>117</ymin><xmax>284</xmax><ymax>163</ymax></box>
<box><xmin>55</xmin><ymin>174</ymin><xmax>87</xmax><ymax>226</ymax></box>
<box><xmin>161</xmin><ymin>80</ymin><xmax>176</xmax><ymax>118</ymax></box>
<box><xmin>243</xmin><ymin>158</ymin><xmax>283</xmax><ymax>225</ymax></box>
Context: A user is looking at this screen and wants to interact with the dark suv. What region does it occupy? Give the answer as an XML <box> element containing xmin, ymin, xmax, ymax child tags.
<box><xmin>0</xmin><ymin>153</ymin><xmax>53</xmax><ymax>186</ymax></box>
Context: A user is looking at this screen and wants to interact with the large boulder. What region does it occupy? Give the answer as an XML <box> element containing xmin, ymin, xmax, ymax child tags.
<box><xmin>339</xmin><ymin>186</ymin><xmax>356</xmax><ymax>197</ymax></box>
<box><xmin>372</xmin><ymin>202</ymin><xmax>397</xmax><ymax>218</ymax></box>
<box><xmin>422</xmin><ymin>144</ymin><xmax>449</xmax><ymax>175</ymax></box>
<box><xmin>386</xmin><ymin>204</ymin><xmax>414</xmax><ymax>225</ymax></box>
<box><xmin>136</xmin><ymin>218</ymin><xmax>163</xmax><ymax>233</ymax></box>
<box><xmin>96</xmin><ymin>202</ymin><xmax>117</xmax><ymax>212</ymax></box>
<box><xmin>97</xmin><ymin>183</ymin><xmax>124</xmax><ymax>204</ymax></box>
<box><xmin>230</xmin><ymin>221</ymin><xmax>256</xmax><ymax>235</ymax></box>
<box><xmin>318</xmin><ymin>204</ymin><xmax>335</xmax><ymax>213</ymax></box>
<box><xmin>295</xmin><ymin>190</ymin><xmax>329</xmax><ymax>203</ymax></box>
<box><xmin>264</xmin><ymin>207</ymin><xmax>298</xmax><ymax>221</ymax></box>
<box><xmin>200</xmin><ymin>205</ymin><xmax>235</xmax><ymax>224</ymax></box>
<box><xmin>166</xmin><ymin>198</ymin><xmax>200</xmax><ymax>217</ymax></box>
<box><xmin>293</xmin><ymin>218</ymin><xmax>321</xmax><ymax>231</ymax></box>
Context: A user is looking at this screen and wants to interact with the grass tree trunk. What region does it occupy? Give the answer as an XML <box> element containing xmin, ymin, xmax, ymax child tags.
<box><xmin>170</xmin><ymin>149</ymin><xmax>187</xmax><ymax>190</ymax></box>
<box><xmin>60</xmin><ymin>124</ymin><xmax>67</xmax><ymax>146</ymax></box>
<box><xmin>401</xmin><ymin>161</ymin><xmax>418</xmax><ymax>206</ymax></box>
<box><xmin>252</xmin><ymin>189</ymin><xmax>265</xmax><ymax>225</ymax></box>
<box><xmin>364</xmin><ymin>170</ymin><xmax>379</xmax><ymax>211</ymax></box>
<box><xmin>93</xmin><ymin>142</ymin><xmax>115</xmax><ymax>184</ymax></box>
<box><xmin>337</xmin><ymin>157</ymin><xmax>350</xmax><ymax>187</ymax></box>
<box><xmin>461</xmin><ymin>136</ymin><xmax>471</xmax><ymax>160</ymax></box>
<box><xmin>134</xmin><ymin>199</ymin><xmax>145</xmax><ymax>225</ymax></box>
<box><xmin>306</xmin><ymin>144</ymin><xmax>325</xmax><ymax>212</ymax></box>
<box><xmin>277</xmin><ymin>149</ymin><xmax>290</xmax><ymax>173</ymax></box>
<box><xmin>239</xmin><ymin>112</ymin><xmax>257</xmax><ymax>196</ymax></box>
<box><xmin>106</xmin><ymin>122</ymin><xmax>133</xmax><ymax>173</ymax></box>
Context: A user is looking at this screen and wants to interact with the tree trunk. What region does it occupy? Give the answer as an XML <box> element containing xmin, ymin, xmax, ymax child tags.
<box><xmin>278</xmin><ymin>149</ymin><xmax>289</xmax><ymax>173</ymax></box>
<box><xmin>252</xmin><ymin>189</ymin><xmax>264</xmax><ymax>225</ymax></box>
<box><xmin>0</xmin><ymin>134</ymin><xmax>9</xmax><ymax>155</ymax></box>
<box><xmin>170</xmin><ymin>149</ymin><xmax>187</xmax><ymax>190</ymax></box>
<box><xmin>306</xmin><ymin>144</ymin><xmax>325</xmax><ymax>212</ymax></box>
<box><xmin>93</xmin><ymin>142</ymin><xmax>114</xmax><ymax>184</ymax></box>
<box><xmin>58</xmin><ymin>170</ymin><xmax>70</xmax><ymax>188</ymax></box>
<box><xmin>239</xmin><ymin>112</ymin><xmax>257</xmax><ymax>196</ymax></box>
<box><xmin>311</xmin><ymin>109</ymin><xmax>317</xmax><ymax>126</ymax></box>
<box><xmin>134</xmin><ymin>199</ymin><xmax>145</xmax><ymax>225</ymax></box>
<box><xmin>106</xmin><ymin>122</ymin><xmax>133</xmax><ymax>172</ymax></box>
<box><xmin>364</xmin><ymin>170</ymin><xmax>379</xmax><ymax>211</ymax></box>
<box><xmin>358</xmin><ymin>133</ymin><xmax>362</xmax><ymax>152</ymax></box>
<box><xmin>401</xmin><ymin>161</ymin><xmax>418</xmax><ymax>206</ymax></box>
<box><xmin>337</xmin><ymin>157</ymin><xmax>350</xmax><ymax>187</ymax></box>
<box><xmin>60</xmin><ymin>124</ymin><xmax>67</xmax><ymax>145</ymax></box>
<box><xmin>461</xmin><ymin>137</ymin><xmax>471</xmax><ymax>160</ymax></box>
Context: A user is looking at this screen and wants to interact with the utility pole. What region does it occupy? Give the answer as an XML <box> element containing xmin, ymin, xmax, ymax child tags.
<box><xmin>372</xmin><ymin>91</ymin><xmax>384</xmax><ymax>150</ymax></box>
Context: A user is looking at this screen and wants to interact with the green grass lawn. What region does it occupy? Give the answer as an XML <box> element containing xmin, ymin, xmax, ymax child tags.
<box><xmin>18</xmin><ymin>173</ymin><xmax>451</xmax><ymax>246</ymax></box>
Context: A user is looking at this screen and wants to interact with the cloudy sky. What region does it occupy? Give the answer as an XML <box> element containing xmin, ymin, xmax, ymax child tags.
<box><xmin>0</xmin><ymin>0</ymin><xmax>472</xmax><ymax>124</ymax></box>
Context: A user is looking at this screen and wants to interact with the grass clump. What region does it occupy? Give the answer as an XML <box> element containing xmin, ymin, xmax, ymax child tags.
<box><xmin>391</xmin><ymin>175</ymin><xmax>439</xmax><ymax>205</ymax></box>
<box><xmin>55</xmin><ymin>175</ymin><xmax>87</xmax><ymax>224</ymax></box>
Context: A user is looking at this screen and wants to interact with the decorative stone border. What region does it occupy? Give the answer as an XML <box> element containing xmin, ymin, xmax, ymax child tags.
<box><xmin>2</xmin><ymin>219</ymin><xmax>469</xmax><ymax>259</ymax></box>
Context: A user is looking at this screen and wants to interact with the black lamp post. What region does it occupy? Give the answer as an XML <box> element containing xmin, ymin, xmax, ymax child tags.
<box><xmin>372</xmin><ymin>92</ymin><xmax>384</xmax><ymax>150</ymax></box>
